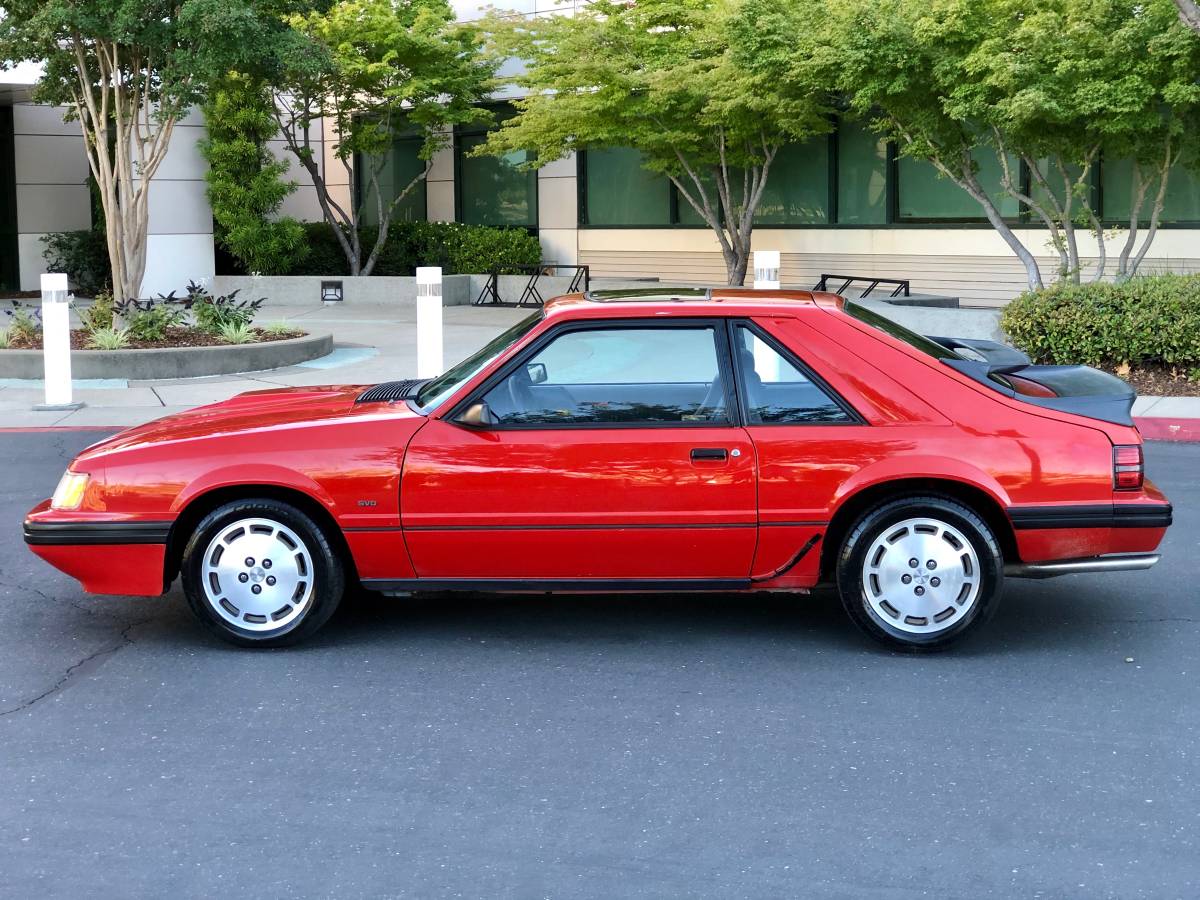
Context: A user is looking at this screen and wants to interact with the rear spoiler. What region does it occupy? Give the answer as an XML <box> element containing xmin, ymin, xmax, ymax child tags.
<box><xmin>941</xmin><ymin>358</ymin><xmax>1136</xmax><ymax>426</ymax></box>
<box><xmin>929</xmin><ymin>336</ymin><xmax>1136</xmax><ymax>427</ymax></box>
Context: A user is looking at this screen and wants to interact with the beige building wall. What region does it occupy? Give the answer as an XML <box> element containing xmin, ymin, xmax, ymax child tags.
<box><xmin>11</xmin><ymin>104</ymin><xmax>91</xmax><ymax>291</ymax></box>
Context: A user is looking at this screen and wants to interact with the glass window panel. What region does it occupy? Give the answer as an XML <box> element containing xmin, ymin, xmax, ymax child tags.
<box><xmin>483</xmin><ymin>327</ymin><xmax>728</xmax><ymax>425</ymax></box>
<box><xmin>837</xmin><ymin>120</ymin><xmax>887</xmax><ymax>225</ymax></box>
<box><xmin>754</xmin><ymin>140</ymin><xmax>830</xmax><ymax>225</ymax></box>
<box><xmin>1102</xmin><ymin>157</ymin><xmax>1200</xmax><ymax>223</ymax></box>
<box><xmin>733</xmin><ymin>326</ymin><xmax>851</xmax><ymax>425</ymax></box>
<box><xmin>1028</xmin><ymin>158</ymin><xmax>1090</xmax><ymax>219</ymax></box>
<box><xmin>584</xmin><ymin>147</ymin><xmax>671</xmax><ymax>226</ymax></box>
<box><xmin>458</xmin><ymin>132</ymin><xmax>538</xmax><ymax>227</ymax></box>
<box><xmin>676</xmin><ymin>173</ymin><xmax>714</xmax><ymax>226</ymax></box>
<box><xmin>360</xmin><ymin>136</ymin><xmax>427</xmax><ymax>226</ymax></box>
<box><xmin>898</xmin><ymin>148</ymin><xmax>1019</xmax><ymax>220</ymax></box>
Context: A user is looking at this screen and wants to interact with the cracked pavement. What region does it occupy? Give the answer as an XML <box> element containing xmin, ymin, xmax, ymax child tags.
<box><xmin>0</xmin><ymin>432</ymin><xmax>1197</xmax><ymax>898</ymax></box>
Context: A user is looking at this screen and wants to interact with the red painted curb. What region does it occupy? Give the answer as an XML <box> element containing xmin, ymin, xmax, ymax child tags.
<box><xmin>0</xmin><ymin>426</ymin><xmax>119</xmax><ymax>433</ymax></box>
<box><xmin>1135</xmin><ymin>417</ymin><xmax>1200</xmax><ymax>442</ymax></box>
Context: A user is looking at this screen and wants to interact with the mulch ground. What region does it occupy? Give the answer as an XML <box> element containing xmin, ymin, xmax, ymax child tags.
<box><xmin>3</xmin><ymin>327</ymin><xmax>306</xmax><ymax>351</ymax></box>
<box><xmin>1108</xmin><ymin>364</ymin><xmax>1200</xmax><ymax>398</ymax></box>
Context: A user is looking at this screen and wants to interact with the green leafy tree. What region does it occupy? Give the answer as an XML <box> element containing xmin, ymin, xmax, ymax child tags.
<box><xmin>0</xmin><ymin>1</ymin><xmax>278</xmax><ymax>301</ymax></box>
<box><xmin>478</xmin><ymin>0</ymin><xmax>834</xmax><ymax>286</ymax></box>
<box><xmin>762</xmin><ymin>0</ymin><xmax>1200</xmax><ymax>289</ymax></box>
<box><xmin>200</xmin><ymin>73</ymin><xmax>308</xmax><ymax>275</ymax></box>
<box><xmin>271</xmin><ymin>0</ymin><xmax>494</xmax><ymax>276</ymax></box>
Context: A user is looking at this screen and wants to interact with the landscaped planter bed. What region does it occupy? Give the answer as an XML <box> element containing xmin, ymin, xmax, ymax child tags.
<box><xmin>0</xmin><ymin>332</ymin><xmax>333</xmax><ymax>380</ymax></box>
<box><xmin>2</xmin><ymin>326</ymin><xmax>306</xmax><ymax>351</ymax></box>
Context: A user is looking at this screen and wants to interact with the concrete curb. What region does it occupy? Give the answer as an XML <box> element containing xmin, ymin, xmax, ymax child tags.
<box><xmin>1134</xmin><ymin>417</ymin><xmax>1200</xmax><ymax>442</ymax></box>
<box><xmin>0</xmin><ymin>333</ymin><xmax>333</xmax><ymax>380</ymax></box>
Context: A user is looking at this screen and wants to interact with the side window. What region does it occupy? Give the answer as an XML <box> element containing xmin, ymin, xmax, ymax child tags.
<box><xmin>482</xmin><ymin>326</ymin><xmax>729</xmax><ymax>425</ymax></box>
<box><xmin>734</xmin><ymin>325</ymin><xmax>852</xmax><ymax>424</ymax></box>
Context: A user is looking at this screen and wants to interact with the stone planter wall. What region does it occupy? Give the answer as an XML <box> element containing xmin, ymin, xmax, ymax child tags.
<box><xmin>211</xmin><ymin>275</ymin><xmax>474</xmax><ymax>307</ymax></box>
<box><xmin>210</xmin><ymin>274</ymin><xmax>587</xmax><ymax>308</ymax></box>
<box><xmin>0</xmin><ymin>333</ymin><xmax>333</xmax><ymax>380</ymax></box>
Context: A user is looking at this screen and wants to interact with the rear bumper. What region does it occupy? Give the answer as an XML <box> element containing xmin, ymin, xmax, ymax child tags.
<box><xmin>1008</xmin><ymin>500</ymin><xmax>1171</xmax><ymax>569</ymax></box>
<box><xmin>1005</xmin><ymin>553</ymin><xmax>1161</xmax><ymax>579</ymax></box>
<box><xmin>23</xmin><ymin>501</ymin><xmax>171</xmax><ymax>596</ymax></box>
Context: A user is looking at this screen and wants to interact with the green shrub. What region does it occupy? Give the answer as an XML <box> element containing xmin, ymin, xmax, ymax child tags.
<box><xmin>217</xmin><ymin>321</ymin><xmax>257</xmax><ymax>344</ymax></box>
<box><xmin>1001</xmin><ymin>275</ymin><xmax>1200</xmax><ymax>368</ymax></box>
<box><xmin>0</xmin><ymin>327</ymin><xmax>10</xmax><ymax>349</ymax></box>
<box><xmin>186</xmin><ymin>280</ymin><xmax>264</xmax><ymax>333</ymax></box>
<box><xmin>262</xmin><ymin>319</ymin><xmax>293</xmax><ymax>336</ymax></box>
<box><xmin>285</xmin><ymin>221</ymin><xmax>542</xmax><ymax>276</ymax></box>
<box><xmin>79</xmin><ymin>290</ymin><xmax>115</xmax><ymax>333</ymax></box>
<box><xmin>40</xmin><ymin>231</ymin><xmax>111</xmax><ymax>296</ymax></box>
<box><xmin>6</xmin><ymin>306</ymin><xmax>41</xmax><ymax>343</ymax></box>
<box><xmin>87</xmin><ymin>326</ymin><xmax>130</xmax><ymax>350</ymax></box>
<box><xmin>116</xmin><ymin>297</ymin><xmax>187</xmax><ymax>342</ymax></box>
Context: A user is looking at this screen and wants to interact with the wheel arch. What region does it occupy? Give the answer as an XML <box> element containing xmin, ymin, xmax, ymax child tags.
<box><xmin>164</xmin><ymin>483</ymin><xmax>358</xmax><ymax>592</ymax></box>
<box><xmin>819</xmin><ymin>477</ymin><xmax>1018</xmax><ymax>583</ymax></box>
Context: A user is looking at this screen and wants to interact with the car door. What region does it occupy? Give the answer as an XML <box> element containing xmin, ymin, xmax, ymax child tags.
<box><xmin>728</xmin><ymin>319</ymin><xmax>871</xmax><ymax>587</ymax></box>
<box><xmin>399</xmin><ymin>319</ymin><xmax>759</xmax><ymax>584</ymax></box>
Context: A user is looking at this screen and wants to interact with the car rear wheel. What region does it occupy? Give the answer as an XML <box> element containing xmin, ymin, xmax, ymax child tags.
<box><xmin>181</xmin><ymin>499</ymin><xmax>344</xmax><ymax>647</ymax></box>
<box><xmin>836</xmin><ymin>496</ymin><xmax>1003</xmax><ymax>651</ymax></box>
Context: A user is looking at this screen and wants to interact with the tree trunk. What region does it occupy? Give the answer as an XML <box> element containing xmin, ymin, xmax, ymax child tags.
<box><xmin>1176</xmin><ymin>0</ymin><xmax>1200</xmax><ymax>32</ymax></box>
<box><xmin>69</xmin><ymin>37</ymin><xmax>176</xmax><ymax>304</ymax></box>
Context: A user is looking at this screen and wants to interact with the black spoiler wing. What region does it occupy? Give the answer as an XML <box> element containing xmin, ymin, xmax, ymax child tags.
<box><xmin>941</xmin><ymin>358</ymin><xmax>1136</xmax><ymax>426</ymax></box>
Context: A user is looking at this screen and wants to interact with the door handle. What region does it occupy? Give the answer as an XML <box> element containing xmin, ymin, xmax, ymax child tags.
<box><xmin>690</xmin><ymin>447</ymin><xmax>728</xmax><ymax>462</ymax></box>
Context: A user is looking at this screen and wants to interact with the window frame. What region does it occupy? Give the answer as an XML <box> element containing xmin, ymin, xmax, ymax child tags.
<box><xmin>447</xmin><ymin>317</ymin><xmax>743</xmax><ymax>430</ymax></box>
<box><xmin>727</xmin><ymin>319</ymin><xmax>867</xmax><ymax>427</ymax></box>
<box><xmin>454</xmin><ymin>104</ymin><xmax>540</xmax><ymax>231</ymax></box>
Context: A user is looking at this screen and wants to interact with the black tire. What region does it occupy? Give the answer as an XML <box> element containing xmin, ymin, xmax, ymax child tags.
<box><xmin>181</xmin><ymin>498</ymin><xmax>345</xmax><ymax>648</ymax></box>
<box><xmin>836</xmin><ymin>495</ymin><xmax>1003</xmax><ymax>652</ymax></box>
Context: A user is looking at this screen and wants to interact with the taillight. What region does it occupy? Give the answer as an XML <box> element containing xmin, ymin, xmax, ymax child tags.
<box><xmin>1113</xmin><ymin>445</ymin><xmax>1143</xmax><ymax>491</ymax></box>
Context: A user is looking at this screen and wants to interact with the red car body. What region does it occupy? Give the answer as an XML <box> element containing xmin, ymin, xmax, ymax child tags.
<box><xmin>24</xmin><ymin>290</ymin><xmax>1171</xmax><ymax>623</ymax></box>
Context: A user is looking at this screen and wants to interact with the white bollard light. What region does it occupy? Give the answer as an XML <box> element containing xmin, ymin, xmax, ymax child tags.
<box><xmin>35</xmin><ymin>272</ymin><xmax>84</xmax><ymax>411</ymax></box>
<box><xmin>750</xmin><ymin>251</ymin><xmax>783</xmax><ymax>381</ymax></box>
<box><xmin>753</xmin><ymin>250</ymin><xmax>781</xmax><ymax>290</ymax></box>
<box><xmin>415</xmin><ymin>266</ymin><xmax>444</xmax><ymax>379</ymax></box>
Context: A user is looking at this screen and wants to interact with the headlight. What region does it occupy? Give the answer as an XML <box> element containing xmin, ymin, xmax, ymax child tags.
<box><xmin>51</xmin><ymin>471</ymin><xmax>90</xmax><ymax>510</ymax></box>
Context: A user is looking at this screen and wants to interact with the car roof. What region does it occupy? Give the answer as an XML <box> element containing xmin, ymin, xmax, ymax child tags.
<box><xmin>540</xmin><ymin>288</ymin><xmax>846</xmax><ymax>321</ymax></box>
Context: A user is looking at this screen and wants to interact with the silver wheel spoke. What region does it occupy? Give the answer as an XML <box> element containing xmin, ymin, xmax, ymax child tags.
<box><xmin>200</xmin><ymin>517</ymin><xmax>314</xmax><ymax>634</ymax></box>
<box><xmin>860</xmin><ymin>516</ymin><xmax>982</xmax><ymax>636</ymax></box>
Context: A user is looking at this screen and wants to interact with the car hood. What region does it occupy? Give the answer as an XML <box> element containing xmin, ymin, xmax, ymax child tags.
<box><xmin>77</xmin><ymin>385</ymin><xmax>422</xmax><ymax>460</ymax></box>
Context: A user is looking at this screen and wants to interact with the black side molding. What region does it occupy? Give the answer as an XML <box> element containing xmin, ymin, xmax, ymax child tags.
<box><xmin>1008</xmin><ymin>503</ymin><xmax>1172</xmax><ymax>530</ymax></box>
<box><xmin>23</xmin><ymin>520</ymin><xmax>173</xmax><ymax>546</ymax></box>
<box><xmin>362</xmin><ymin>577</ymin><xmax>750</xmax><ymax>595</ymax></box>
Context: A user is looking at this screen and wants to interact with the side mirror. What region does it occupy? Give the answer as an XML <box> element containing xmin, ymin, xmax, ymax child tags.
<box><xmin>455</xmin><ymin>401</ymin><xmax>495</xmax><ymax>428</ymax></box>
<box><xmin>526</xmin><ymin>362</ymin><xmax>548</xmax><ymax>385</ymax></box>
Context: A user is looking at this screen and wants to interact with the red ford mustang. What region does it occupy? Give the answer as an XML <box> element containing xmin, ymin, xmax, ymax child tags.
<box><xmin>24</xmin><ymin>289</ymin><xmax>1172</xmax><ymax>650</ymax></box>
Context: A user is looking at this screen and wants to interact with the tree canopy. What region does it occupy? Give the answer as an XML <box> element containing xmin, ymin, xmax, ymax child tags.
<box><xmin>478</xmin><ymin>0</ymin><xmax>835</xmax><ymax>285</ymax></box>
<box><xmin>756</xmin><ymin>0</ymin><xmax>1200</xmax><ymax>289</ymax></box>
<box><xmin>0</xmin><ymin>0</ymin><xmax>292</xmax><ymax>300</ymax></box>
<box><xmin>271</xmin><ymin>0</ymin><xmax>494</xmax><ymax>276</ymax></box>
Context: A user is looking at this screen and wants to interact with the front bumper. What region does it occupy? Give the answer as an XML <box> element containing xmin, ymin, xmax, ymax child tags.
<box><xmin>23</xmin><ymin>500</ymin><xmax>172</xmax><ymax>596</ymax></box>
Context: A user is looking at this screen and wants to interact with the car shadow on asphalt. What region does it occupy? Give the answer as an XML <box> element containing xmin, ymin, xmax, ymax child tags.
<box><xmin>291</xmin><ymin>580</ymin><xmax>1127</xmax><ymax>658</ymax></box>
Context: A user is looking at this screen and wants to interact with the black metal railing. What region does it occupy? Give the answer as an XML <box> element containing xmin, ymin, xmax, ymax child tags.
<box><xmin>813</xmin><ymin>273</ymin><xmax>911</xmax><ymax>298</ymax></box>
<box><xmin>474</xmin><ymin>264</ymin><xmax>591</xmax><ymax>307</ymax></box>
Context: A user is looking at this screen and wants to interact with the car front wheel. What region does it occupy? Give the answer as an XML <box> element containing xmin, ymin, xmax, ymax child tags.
<box><xmin>181</xmin><ymin>499</ymin><xmax>345</xmax><ymax>647</ymax></box>
<box><xmin>836</xmin><ymin>496</ymin><xmax>1003</xmax><ymax>651</ymax></box>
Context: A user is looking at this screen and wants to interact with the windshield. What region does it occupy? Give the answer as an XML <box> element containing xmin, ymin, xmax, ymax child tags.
<box><xmin>843</xmin><ymin>301</ymin><xmax>962</xmax><ymax>361</ymax></box>
<box><xmin>413</xmin><ymin>312</ymin><xmax>542</xmax><ymax>412</ymax></box>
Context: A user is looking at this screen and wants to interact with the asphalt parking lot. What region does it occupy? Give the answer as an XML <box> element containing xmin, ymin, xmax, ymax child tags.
<box><xmin>1</xmin><ymin>431</ymin><xmax>1197</xmax><ymax>898</ymax></box>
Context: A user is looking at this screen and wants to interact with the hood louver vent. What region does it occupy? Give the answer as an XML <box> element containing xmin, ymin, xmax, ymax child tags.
<box><xmin>355</xmin><ymin>379</ymin><xmax>427</xmax><ymax>404</ymax></box>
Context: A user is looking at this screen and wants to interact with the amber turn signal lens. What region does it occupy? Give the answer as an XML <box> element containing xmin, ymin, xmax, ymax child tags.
<box><xmin>50</xmin><ymin>471</ymin><xmax>90</xmax><ymax>510</ymax></box>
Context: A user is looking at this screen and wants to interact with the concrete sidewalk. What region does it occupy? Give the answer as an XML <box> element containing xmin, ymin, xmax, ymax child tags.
<box><xmin>1</xmin><ymin>299</ymin><xmax>1198</xmax><ymax>439</ymax></box>
<box><xmin>0</xmin><ymin>302</ymin><xmax>529</xmax><ymax>429</ymax></box>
